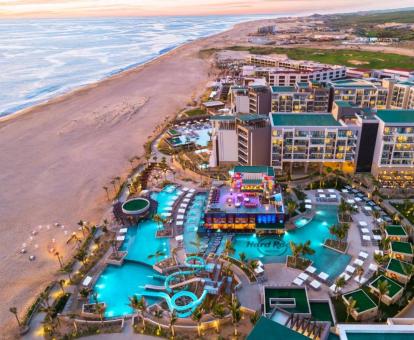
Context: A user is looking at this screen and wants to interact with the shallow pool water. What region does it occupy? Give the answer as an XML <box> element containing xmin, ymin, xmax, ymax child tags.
<box><xmin>120</xmin><ymin>220</ymin><xmax>170</xmax><ymax>265</ymax></box>
<box><xmin>93</xmin><ymin>262</ymin><xmax>163</xmax><ymax>317</ymax></box>
<box><xmin>230</xmin><ymin>205</ymin><xmax>351</xmax><ymax>278</ymax></box>
<box><xmin>184</xmin><ymin>194</ymin><xmax>207</xmax><ymax>254</ymax></box>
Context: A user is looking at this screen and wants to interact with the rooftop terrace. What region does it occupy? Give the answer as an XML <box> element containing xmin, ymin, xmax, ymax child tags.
<box><xmin>264</xmin><ymin>287</ymin><xmax>310</xmax><ymax>315</ymax></box>
<box><xmin>271</xmin><ymin>113</ymin><xmax>342</xmax><ymax>127</ymax></box>
<box><xmin>369</xmin><ymin>275</ymin><xmax>403</xmax><ymax>298</ymax></box>
<box><xmin>385</xmin><ymin>225</ymin><xmax>407</xmax><ymax>237</ymax></box>
<box><xmin>387</xmin><ymin>258</ymin><xmax>413</xmax><ymax>276</ymax></box>
<box><xmin>342</xmin><ymin>289</ymin><xmax>377</xmax><ymax>313</ymax></box>
<box><xmin>376</xmin><ymin>110</ymin><xmax>414</xmax><ymax>124</ymax></box>
<box><xmin>390</xmin><ymin>241</ymin><xmax>413</xmax><ymax>255</ymax></box>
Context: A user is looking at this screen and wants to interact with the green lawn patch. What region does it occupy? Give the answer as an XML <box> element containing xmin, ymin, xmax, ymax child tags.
<box><xmin>342</xmin><ymin>289</ymin><xmax>377</xmax><ymax>313</ymax></box>
<box><xmin>185</xmin><ymin>108</ymin><xmax>207</xmax><ymax>116</ymax></box>
<box><xmin>369</xmin><ymin>275</ymin><xmax>403</xmax><ymax>299</ymax></box>
<box><xmin>309</xmin><ymin>301</ymin><xmax>334</xmax><ymax>323</ymax></box>
<box><xmin>225</xmin><ymin>46</ymin><xmax>414</xmax><ymax>69</ymax></box>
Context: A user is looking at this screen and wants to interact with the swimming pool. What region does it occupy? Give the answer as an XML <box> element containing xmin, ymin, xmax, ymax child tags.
<box><xmin>92</xmin><ymin>186</ymin><xmax>176</xmax><ymax>317</ymax></box>
<box><xmin>229</xmin><ymin>205</ymin><xmax>351</xmax><ymax>278</ymax></box>
<box><xmin>93</xmin><ymin>262</ymin><xmax>163</xmax><ymax>317</ymax></box>
<box><xmin>184</xmin><ymin>193</ymin><xmax>207</xmax><ymax>254</ymax></box>
<box><xmin>120</xmin><ymin>220</ymin><xmax>170</xmax><ymax>265</ymax></box>
<box><xmin>151</xmin><ymin>185</ymin><xmax>182</xmax><ymax>220</ymax></box>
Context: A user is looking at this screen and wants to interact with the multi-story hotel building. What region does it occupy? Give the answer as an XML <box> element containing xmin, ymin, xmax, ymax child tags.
<box><xmin>270</xmin><ymin>113</ymin><xmax>360</xmax><ymax>174</ymax></box>
<box><xmin>248</xmin><ymin>85</ymin><xmax>271</xmax><ymax>115</ymax></box>
<box><xmin>210</xmin><ymin>114</ymin><xmax>270</xmax><ymax>167</ymax></box>
<box><xmin>329</xmin><ymin>79</ymin><xmax>388</xmax><ymax>109</ymax></box>
<box><xmin>372</xmin><ymin>109</ymin><xmax>414</xmax><ymax>188</ymax></box>
<box><xmin>384</xmin><ymin>80</ymin><xmax>414</xmax><ymax>109</ymax></box>
<box><xmin>271</xmin><ymin>81</ymin><xmax>330</xmax><ymax>113</ymax></box>
<box><xmin>247</xmin><ymin>55</ymin><xmax>347</xmax><ymax>82</ymax></box>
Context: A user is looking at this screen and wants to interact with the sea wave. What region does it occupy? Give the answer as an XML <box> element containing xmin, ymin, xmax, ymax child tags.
<box><xmin>0</xmin><ymin>15</ymin><xmax>274</xmax><ymax>117</ymax></box>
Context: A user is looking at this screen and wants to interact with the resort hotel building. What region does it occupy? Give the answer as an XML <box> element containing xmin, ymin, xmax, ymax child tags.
<box><xmin>371</xmin><ymin>109</ymin><xmax>414</xmax><ymax>188</ymax></box>
<box><xmin>271</xmin><ymin>81</ymin><xmax>330</xmax><ymax>113</ymax></box>
<box><xmin>203</xmin><ymin>166</ymin><xmax>285</xmax><ymax>233</ymax></box>
<box><xmin>384</xmin><ymin>79</ymin><xmax>414</xmax><ymax>109</ymax></box>
<box><xmin>270</xmin><ymin>113</ymin><xmax>359</xmax><ymax>174</ymax></box>
<box><xmin>328</xmin><ymin>78</ymin><xmax>388</xmax><ymax>109</ymax></box>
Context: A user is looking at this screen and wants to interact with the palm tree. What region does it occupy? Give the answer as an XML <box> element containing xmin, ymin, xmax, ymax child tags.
<box><xmin>110</xmin><ymin>237</ymin><xmax>119</xmax><ymax>258</ymax></box>
<box><xmin>212</xmin><ymin>304</ymin><xmax>225</xmax><ymax>333</ymax></box>
<box><xmin>333</xmin><ymin>169</ymin><xmax>342</xmax><ymax>188</ymax></box>
<box><xmin>40</xmin><ymin>291</ymin><xmax>51</xmax><ymax>308</ymax></box>
<box><xmin>9</xmin><ymin>307</ymin><xmax>21</xmax><ymax>327</ymax></box>
<box><xmin>148</xmin><ymin>249</ymin><xmax>166</xmax><ymax>264</ymax></box>
<box><xmin>129</xmin><ymin>295</ymin><xmax>147</xmax><ymax>330</ymax></box>
<box><xmin>250</xmin><ymin>310</ymin><xmax>260</xmax><ymax>326</ymax></box>
<box><xmin>223</xmin><ymin>239</ymin><xmax>235</xmax><ymax>257</ymax></box>
<box><xmin>66</xmin><ymin>232</ymin><xmax>82</xmax><ymax>249</ymax></box>
<box><xmin>286</xmin><ymin>201</ymin><xmax>297</xmax><ymax>218</ymax></box>
<box><xmin>248</xmin><ymin>260</ymin><xmax>259</xmax><ymax>276</ymax></box>
<box><xmin>301</xmin><ymin>240</ymin><xmax>315</xmax><ymax>259</ymax></box>
<box><xmin>54</xmin><ymin>251</ymin><xmax>63</xmax><ymax>269</ymax></box>
<box><xmin>58</xmin><ymin>279</ymin><xmax>66</xmax><ymax>295</ymax></box>
<box><xmin>239</xmin><ymin>252</ymin><xmax>247</xmax><ymax>267</ymax></box>
<box><xmin>95</xmin><ymin>303</ymin><xmax>106</xmax><ymax>328</ymax></box>
<box><xmin>334</xmin><ymin>276</ymin><xmax>346</xmax><ymax>298</ymax></box>
<box><xmin>374</xmin><ymin>253</ymin><xmax>385</xmax><ymax>267</ymax></box>
<box><xmin>153</xmin><ymin>309</ymin><xmax>163</xmax><ymax>334</ymax></box>
<box><xmin>402</xmin><ymin>263</ymin><xmax>414</xmax><ymax>289</ymax></box>
<box><xmin>78</xmin><ymin>220</ymin><xmax>91</xmax><ymax>237</ymax></box>
<box><xmin>229</xmin><ymin>296</ymin><xmax>241</xmax><ymax>336</ymax></box>
<box><xmin>169</xmin><ymin>310</ymin><xmax>177</xmax><ymax>338</ymax></box>
<box><xmin>376</xmin><ymin>279</ymin><xmax>390</xmax><ymax>311</ymax></box>
<box><xmin>191</xmin><ymin>307</ymin><xmax>203</xmax><ymax>337</ymax></box>
<box><xmin>381</xmin><ymin>237</ymin><xmax>391</xmax><ymax>252</ymax></box>
<box><xmin>153</xmin><ymin>214</ymin><xmax>165</xmax><ymax>228</ymax></box>
<box><xmin>289</xmin><ymin>241</ymin><xmax>303</xmax><ymax>267</ymax></box>
<box><xmin>345</xmin><ymin>297</ymin><xmax>357</xmax><ymax>322</ymax></box>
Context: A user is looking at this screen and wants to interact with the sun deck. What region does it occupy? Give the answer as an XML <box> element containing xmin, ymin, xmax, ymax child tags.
<box><xmin>369</xmin><ymin>275</ymin><xmax>403</xmax><ymax>299</ymax></box>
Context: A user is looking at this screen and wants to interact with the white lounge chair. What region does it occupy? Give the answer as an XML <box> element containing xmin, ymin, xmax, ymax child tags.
<box><xmin>361</xmin><ymin>228</ymin><xmax>369</xmax><ymax>234</ymax></box>
<box><xmin>358</xmin><ymin>251</ymin><xmax>368</xmax><ymax>259</ymax></box>
<box><xmin>306</xmin><ymin>265</ymin><xmax>317</xmax><ymax>274</ymax></box>
<box><xmin>298</xmin><ymin>272</ymin><xmax>309</xmax><ymax>281</ymax></box>
<box><xmin>310</xmin><ymin>280</ymin><xmax>321</xmax><ymax>290</ymax></box>
<box><xmin>116</xmin><ymin>235</ymin><xmax>125</xmax><ymax>241</ymax></box>
<box><xmin>362</xmin><ymin>235</ymin><xmax>371</xmax><ymax>242</ymax></box>
<box><xmin>345</xmin><ymin>265</ymin><xmax>356</xmax><ymax>274</ymax></box>
<box><xmin>353</xmin><ymin>258</ymin><xmax>364</xmax><ymax>267</ymax></box>
<box><xmin>368</xmin><ymin>263</ymin><xmax>378</xmax><ymax>272</ymax></box>
<box><xmin>119</xmin><ymin>228</ymin><xmax>128</xmax><ymax>234</ymax></box>
<box><xmin>329</xmin><ymin>284</ymin><xmax>341</xmax><ymax>293</ymax></box>
<box><xmin>293</xmin><ymin>277</ymin><xmax>304</xmax><ymax>286</ymax></box>
<box><xmin>318</xmin><ymin>272</ymin><xmax>329</xmax><ymax>281</ymax></box>
<box><xmin>82</xmin><ymin>276</ymin><xmax>92</xmax><ymax>287</ymax></box>
<box><xmin>339</xmin><ymin>272</ymin><xmax>351</xmax><ymax>281</ymax></box>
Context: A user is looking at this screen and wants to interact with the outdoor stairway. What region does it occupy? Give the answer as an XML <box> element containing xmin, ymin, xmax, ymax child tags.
<box><xmin>220</xmin><ymin>83</ymin><xmax>231</xmax><ymax>100</ymax></box>
<box><xmin>285</xmin><ymin>313</ymin><xmax>327</xmax><ymax>340</ymax></box>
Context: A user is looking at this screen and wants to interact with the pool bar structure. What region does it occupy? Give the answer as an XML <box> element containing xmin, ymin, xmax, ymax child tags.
<box><xmin>121</xmin><ymin>198</ymin><xmax>150</xmax><ymax>215</ymax></box>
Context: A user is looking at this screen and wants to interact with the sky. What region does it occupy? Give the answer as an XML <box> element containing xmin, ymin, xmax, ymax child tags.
<box><xmin>0</xmin><ymin>0</ymin><xmax>412</xmax><ymax>18</ymax></box>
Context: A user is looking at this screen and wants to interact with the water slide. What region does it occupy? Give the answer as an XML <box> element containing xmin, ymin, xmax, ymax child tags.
<box><xmin>141</xmin><ymin>256</ymin><xmax>208</xmax><ymax>317</ymax></box>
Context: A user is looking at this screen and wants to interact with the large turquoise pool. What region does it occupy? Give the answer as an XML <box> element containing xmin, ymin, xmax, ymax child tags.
<box><xmin>92</xmin><ymin>186</ymin><xmax>175</xmax><ymax>317</ymax></box>
<box><xmin>93</xmin><ymin>262</ymin><xmax>163</xmax><ymax>317</ymax></box>
<box><xmin>230</xmin><ymin>205</ymin><xmax>351</xmax><ymax>278</ymax></box>
<box><xmin>151</xmin><ymin>184</ymin><xmax>182</xmax><ymax>220</ymax></box>
<box><xmin>120</xmin><ymin>219</ymin><xmax>170</xmax><ymax>265</ymax></box>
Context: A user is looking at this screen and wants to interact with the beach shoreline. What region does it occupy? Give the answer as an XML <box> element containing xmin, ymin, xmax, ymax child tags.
<box><xmin>0</xmin><ymin>17</ymin><xmax>274</xmax><ymax>338</ymax></box>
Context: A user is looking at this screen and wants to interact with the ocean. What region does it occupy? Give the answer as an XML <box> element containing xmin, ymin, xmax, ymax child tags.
<box><xmin>0</xmin><ymin>15</ymin><xmax>273</xmax><ymax>117</ymax></box>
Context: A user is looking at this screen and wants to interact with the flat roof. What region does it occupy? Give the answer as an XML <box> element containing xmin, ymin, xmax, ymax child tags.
<box><xmin>203</xmin><ymin>100</ymin><xmax>225</xmax><ymax>107</ymax></box>
<box><xmin>271</xmin><ymin>113</ymin><xmax>341</xmax><ymax>127</ymax></box>
<box><xmin>247</xmin><ymin>317</ymin><xmax>308</xmax><ymax>340</ymax></box>
<box><xmin>369</xmin><ymin>275</ymin><xmax>403</xmax><ymax>298</ymax></box>
<box><xmin>264</xmin><ymin>287</ymin><xmax>310</xmax><ymax>314</ymax></box>
<box><xmin>387</xmin><ymin>258</ymin><xmax>413</xmax><ymax>276</ymax></box>
<box><xmin>210</xmin><ymin>115</ymin><xmax>235</xmax><ymax>121</ymax></box>
<box><xmin>385</xmin><ymin>225</ymin><xmax>407</xmax><ymax>237</ymax></box>
<box><xmin>335</xmin><ymin>100</ymin><xmax>354</xmax><ymax>108</ymax></box>
<box><xmin>236</xmin><ymin>114</ymin><xmax>268</xmax><ymax>122</ymax></box>
<box><xmin>390</xmin><ymin>241</ymin><xmax>413</xmax><ymax>255</ymax></box>
<box><xmin>271</xmin><ymin>86</ymin><xmax>295</xmax><ymax>93</ymax></box>
<box><xmin>342</xmin><ymin>289</ymin><xmax>377</xmax><ymax>313</ymax></box>
<box><xmin>330</xmin><ymin>79</ymin><xmax>377</xmax><ymax>89</ymax></box>
<box><xmin>233</xmin><ymin>165</ymin><xmax>275</xmax><ymax>176</ymax></box>
<box><xmin>376</xmin><ymin>110</ymin><xmax>414</xmax><ymax>124</ymax></box>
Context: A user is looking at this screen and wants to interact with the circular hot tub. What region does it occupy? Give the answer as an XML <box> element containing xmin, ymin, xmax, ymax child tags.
<box><xmin>121</xmin><ymin>198</ymin><xmax>150</xmax><ymax>215</ymax></box>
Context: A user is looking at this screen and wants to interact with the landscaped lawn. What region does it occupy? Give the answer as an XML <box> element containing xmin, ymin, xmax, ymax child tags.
<box><xmin>225</xmin><ymin>46</ymin><xmax>414</xmax><ymax>69</ymax></box>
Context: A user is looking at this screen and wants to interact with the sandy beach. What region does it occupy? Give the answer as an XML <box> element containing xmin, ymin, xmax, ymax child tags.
<box><xmin>0</xmin><ymin>18</ymin><xmax>274</xmax><ymax>337</ymax></box>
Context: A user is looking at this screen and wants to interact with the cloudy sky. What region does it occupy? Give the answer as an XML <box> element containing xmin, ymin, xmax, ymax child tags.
<box><xmin>0</xmin><ymin>0</ymin><xmax>411</xmax><ymax>18</ymax></box>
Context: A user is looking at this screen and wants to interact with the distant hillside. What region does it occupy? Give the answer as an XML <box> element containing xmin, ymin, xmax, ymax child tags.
<box><xmin>325</xmin><ymin>10</ymin><xmax>414</xmax><ymax>41</ymax></box>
